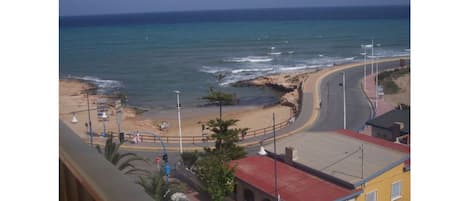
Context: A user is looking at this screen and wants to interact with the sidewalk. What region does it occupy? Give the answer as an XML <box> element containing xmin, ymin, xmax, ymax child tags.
<box><xmin>361</xmin><ymin>72</ymin><xmax>395</xmax><ymax>135</ymax></box>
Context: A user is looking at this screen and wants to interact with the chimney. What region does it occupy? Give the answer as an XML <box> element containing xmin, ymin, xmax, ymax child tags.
<box><xmin>285</xmin><ymin>146</ymin><xmax>298</xmax><ymax>165</ymax></box>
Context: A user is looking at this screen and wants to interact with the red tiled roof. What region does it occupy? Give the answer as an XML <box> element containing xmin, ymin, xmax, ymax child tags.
<box><xmin>336</xmin><ymin>129</ymin><xmax>410</xmax><ymax>154</ymax></box>
<box><xmin>231</xmin><ymin>156</ymin><xmax>360</xmax><ymax>201</ymax></box>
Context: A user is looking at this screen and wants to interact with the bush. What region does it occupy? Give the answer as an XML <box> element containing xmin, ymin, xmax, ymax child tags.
<box><xmin>381</xmin><ymin>79</ymin><xmax>400</xmax><ymax>94</ymax></box>
<box><xmin>181</xmin><ymin>151</ymin><xmax>200</xmax><ymax>169</ymax></box>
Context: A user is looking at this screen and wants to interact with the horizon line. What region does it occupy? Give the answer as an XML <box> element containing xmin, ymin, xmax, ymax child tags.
<box><xmin>60</xmin><ymin>4</ymin><xmax>410</xmax><ymax>18</ymax></box>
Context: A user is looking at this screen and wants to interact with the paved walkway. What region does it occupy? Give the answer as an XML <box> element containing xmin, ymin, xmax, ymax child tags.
<box><xmin>361</xmin><ymin>70</ymin><xmax>397</xmax><ymax>135</ymax></box>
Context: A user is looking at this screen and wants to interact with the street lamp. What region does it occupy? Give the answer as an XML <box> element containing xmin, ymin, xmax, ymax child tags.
<box><xmin>360</xmin><ymin>47</ymin><xmax>367</xmax><ymax>89</ymax></box>
<box><xmin>258</xmin><ymin>146</ymin><xmax>267</xmax><ymax>156</ymax></box>
<box><xmin>340</xmin><ymin>72</ymin><xmax>347</xmax><ymax>129</ymax></box>
<box><xmin>174</xmin><ymin>90</ymin><xmax>183</xmax><ymax>154</ymax></box>
<box><xmin>101</xmin><ymin>111</ymin><xmax>108</xmax><ymax>135</ymax></box>
<box><xmin>71</xmin><ymin>112</ymin><xmax>78</xmax><ymax>124</ymax></box>
<box><xmin>84</xmin><ymin>87</ymin><xmax>98</xmax><ymax>146</ymax></box>
<box><xmin>371</xmin><ymin>40</ymin><xmax>374</xmax><ymax>75</ymax></box>
<box><xmin>375</xmin><ymin>61</ymin><xmax>379</xmax><ymax>111</ymax></box>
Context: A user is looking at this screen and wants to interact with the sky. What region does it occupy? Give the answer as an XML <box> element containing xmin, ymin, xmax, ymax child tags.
<box><xmin>59</xmin><ymin>0</ymin><xmax>410</xmax><ymax>16</ymax></box>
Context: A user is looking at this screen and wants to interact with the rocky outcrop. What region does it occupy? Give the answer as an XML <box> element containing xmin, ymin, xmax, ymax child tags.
<box><xmin>233</xmin><ymin>72</ymin><xmax>314</xmax><ymax>114</ymax></box>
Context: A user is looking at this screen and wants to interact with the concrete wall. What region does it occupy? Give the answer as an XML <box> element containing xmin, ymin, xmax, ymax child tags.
<box><xmin>355</xmin><ymin>163</ymin><xmax>410</xmax><ymax>201</ymax></box>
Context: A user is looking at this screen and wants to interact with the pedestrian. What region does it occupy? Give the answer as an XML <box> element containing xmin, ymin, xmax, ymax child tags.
<box><xmin>136</xmin><ymin>132</ymin><xmax>141</xmax><ymax>144</ymax></box>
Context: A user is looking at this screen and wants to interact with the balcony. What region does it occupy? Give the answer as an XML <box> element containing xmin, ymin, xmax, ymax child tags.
<box><xmin>59</xmin><ymin>121</ymin><xmax>154</xmax><ymax>201</ymax></box>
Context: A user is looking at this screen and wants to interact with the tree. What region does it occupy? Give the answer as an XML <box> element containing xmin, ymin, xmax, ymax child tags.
<box><xmin>96</xmin><ymin>136</ymin><xmax>150</xmax><ymax>175</ymax></box>
<box><xmin>204</xmin><ymin>118</ymin><xmax>247</xmax><ymax>161</ymax></box>
<box><xmin>196</xmin><ymin>155</ymin><xmax>235</xmax><ymax>201</ymax></box>
<box><xmin>136</xmin><ymin>169</ymin><xmax>186</xmax><ymax>201</ymax></box>
<box><xmin>202</xmin><ymin>87</ymin><xmax>236</xmax><ymax>120</ymax></box>
<box><xmin>180</xmin><ymin>150</ymin><xmax>202</xmax><ymax>170</ymax></box>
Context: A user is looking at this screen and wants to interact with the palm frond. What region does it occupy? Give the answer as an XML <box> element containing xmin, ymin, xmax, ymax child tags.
<box><xmin>117</xmin><ymin>162</ymin><xmax>136</xmax><ymax>171</ymax></box>
<box><xmin>123</xmin><ymin>168</ymin><xmax>151</xmax><ymax>176</ymax></box>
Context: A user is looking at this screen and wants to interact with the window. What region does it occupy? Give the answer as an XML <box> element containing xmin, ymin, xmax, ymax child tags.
<box><xmin>366</xmin><ymin>191</ymin><xmax>377</xmax><ymax>201</ymax></box>
<box><xmin>391</xmin><ymin>181</ymin><xmax>402</xmax><ymax>200</ymax></box>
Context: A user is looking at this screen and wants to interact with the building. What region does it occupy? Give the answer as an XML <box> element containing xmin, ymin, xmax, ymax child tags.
<box><xmin>231</xmin><ymin>156</ymin><xmax>362</xmax><ymax>201</ymax></box>
<box><xmin>232</xmin><ymin>129</ymin><xmax>410</xmax><ymax>201</ymax></box>
<box><xmin>366</xmin><ymin>109</ymin><xmax>410</xmax><ymax>144</ymax></box>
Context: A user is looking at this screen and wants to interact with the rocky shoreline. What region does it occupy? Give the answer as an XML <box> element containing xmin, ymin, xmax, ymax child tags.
<box><xmin>233</xmin><ymin>69</ymin><xmax>321</xmax><ymax>114</ymax></box>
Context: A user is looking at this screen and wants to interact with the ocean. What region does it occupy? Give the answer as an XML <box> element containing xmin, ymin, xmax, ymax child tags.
<box><xmin>59</xmin><ymin>6</ymin><xmax>410</xmax><ymax>111</ymax></box>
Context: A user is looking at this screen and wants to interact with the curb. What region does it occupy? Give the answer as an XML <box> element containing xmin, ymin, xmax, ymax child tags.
<box><xmin>360</xmin><ymin>76</ymin><xmax>376</xmax><ymax>130</ymax></box>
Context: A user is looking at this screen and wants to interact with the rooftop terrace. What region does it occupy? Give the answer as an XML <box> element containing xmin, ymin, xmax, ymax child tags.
<box><xmin>265</xmin><ymin>130</ymin><xmax>410</xmax><ymax>187</ymax></box>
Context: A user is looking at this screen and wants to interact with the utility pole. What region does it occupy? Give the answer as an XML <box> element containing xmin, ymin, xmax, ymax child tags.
<box><xmin>273</xmin><ymin>112</ymin><xmax>279</xmax><ymax>201</ymax></box>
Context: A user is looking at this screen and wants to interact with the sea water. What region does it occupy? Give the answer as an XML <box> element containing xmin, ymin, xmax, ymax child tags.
<box><xmin>59</xmin><ymin>6</ymin><xmax>410</xmax><ymax>110</ymax></box>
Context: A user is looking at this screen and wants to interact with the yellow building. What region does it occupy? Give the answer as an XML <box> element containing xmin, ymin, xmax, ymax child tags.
<box><xmin>260</xmin><ymin>129</ymin><xmax>410</xmax><ymax>201</ymax></box>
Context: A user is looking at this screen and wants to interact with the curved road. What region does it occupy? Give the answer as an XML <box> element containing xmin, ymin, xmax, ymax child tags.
<box><xmin>308</xmin><ymin>59</ymin><xmax>409</xmax><ymax>131</ymax></box>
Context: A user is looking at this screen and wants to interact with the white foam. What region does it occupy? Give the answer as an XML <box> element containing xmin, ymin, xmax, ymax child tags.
<box><xmin>200</xmin><ymin>66</ymin><xmax>230</xmax><ymax>74</ymax></box>
<box><xmin>70</xmin><ymin>75</ymin><xmax>123</xmax><ymax>94</ymax></box>
<box><xmin>287</xmin><ymin>51</ymin><xmax>295</xmax><ymax>54</ymax></box>
<box><xmin>268</xmin><ymin>52</ymin><xmax>282</xmax><ymax>55</ymax></box>
<box><xmin>373</xmin><ymin>49</ymin><xmax>410</xmax><ymax>58</ymax></box>
<box><xmin>220</xmin><ymin>74</ymin><xmax>260</xmax><ymax>86</ymax></box>
<box><xmin>224</xmin><ymin>56</ymin><xmax>273</xmax><ymax>63</ymax></box>
<box><xmin>74</xmin><ymin>76</ymin><xmax>123</xmax><ymax>89</ymax></box>
<box><xmin>278</xmin><ymin>64</ymin><xmax>320</xmax><ymax>72</ymax></box>
<box><xmin>231</xmin><ymin>67</ymin><xmax>273</xmax><ymax>74</ymax></box>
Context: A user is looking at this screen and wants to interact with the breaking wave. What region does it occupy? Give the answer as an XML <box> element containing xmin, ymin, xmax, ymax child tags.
<box><xmin>223</xmin><ymin>56</ymin><xmax>273</xmax><ymax>63</ymax></box>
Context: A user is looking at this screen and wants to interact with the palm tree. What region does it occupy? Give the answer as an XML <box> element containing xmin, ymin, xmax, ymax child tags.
<box><xmin>96</xmin><ymin>136</ymin><xmax>150</xmax><ymax>175</ymax></box>
<box><xmin>202</xmin><ymin>87</ymin><xmax>236</xmax><ymax>120</ymax></box>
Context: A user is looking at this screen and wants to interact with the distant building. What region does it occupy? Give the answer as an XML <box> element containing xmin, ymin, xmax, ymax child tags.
<box><xmin>366</xmin><ymin>109</ymin><xmax>410</xmax><ymax>144</ymax></box>
<box><xmin>232</xmin><ymin>130</ymin><xmax>410</xmax><ymax>201</ymax></box>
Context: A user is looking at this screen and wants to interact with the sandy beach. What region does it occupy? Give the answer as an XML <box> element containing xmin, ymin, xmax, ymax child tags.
<box><xmin>59</xmin><ymin>79</ymin><xmax>293</xmax><ymax>142</ymax></box>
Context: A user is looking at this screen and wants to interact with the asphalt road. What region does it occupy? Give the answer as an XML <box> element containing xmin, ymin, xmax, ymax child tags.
<box><xmin>308</xmin><ymin>59</ymin><xmax>409</xmax><ymax>131</ymax></box>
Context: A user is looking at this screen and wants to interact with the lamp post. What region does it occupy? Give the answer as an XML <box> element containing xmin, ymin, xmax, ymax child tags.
<box><xmin>361</xmin><ymin>46</ymin><xmax>367</xmax><ymax>89</ymax></box>
<box><xmin>375</xmin><ymin>61</ymin><xmax>379</xmax><ymax>111</ymax></box>
<box><xmin>341</xmin><ymin>72</ymin><xmax>347</xmax><ymax>129</ymax></box>
<box><xmin>101</xmin><ymin>111</ymin><xmax>108</xmax><ymax>136</ymax></box>
<box><xmin>71</xmin><ymin>112</ymin><xmax>78</xmax><ymax>124</ymax></box>
<box><xmin>86</xmin><ymin>88</ymin><xmax>94</xmax><ymax>146</ymax></box>
<box><xmin>371</xmin><ymin>40</ymin><xmax>374</xmax><ymax>75</ymax></box>
<box><xmin>174</xmin><ymin>90</ymin><xmax>183</xmax><ymax>154</ymax></box>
